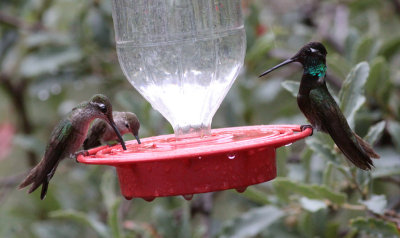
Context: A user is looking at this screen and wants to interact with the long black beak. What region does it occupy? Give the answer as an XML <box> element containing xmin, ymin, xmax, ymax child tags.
<box><xmin>259</xmin><ymin>58</ymin><xmax>297</xmax><ymax>78</ymax></box>
<box><xmin>133</xmin><ymin>133</ymin><xmax>141</xmax><ymax>144</ymax></box>
<box><xmin>109</xmin><ymin>120</ymin><xmax>127</xmax><ymax>150</ymax></box>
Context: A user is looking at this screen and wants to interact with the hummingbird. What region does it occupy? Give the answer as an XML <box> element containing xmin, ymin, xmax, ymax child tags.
<box><xmin>19</xmin><ymin>94</ymin><xmax>127</xmax><ymax>199</ymax></box>
<box><xmin>259</xmin><ymin>42</ymin><xmax>379</xmax><ymax>170</ymax></box>
<box><xmin>83</xmin><ymin>111</ymin><xmax>141</xmax><ymax>150</ymax></box>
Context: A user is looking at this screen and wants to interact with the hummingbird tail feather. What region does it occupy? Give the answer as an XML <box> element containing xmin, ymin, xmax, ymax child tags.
<box><xmin>353</xmin><ymin>133</ymin><xmax>380</xmax><ymax>159</ymax></box>
<box><xmin>19</xmin><ymin>158</ymin><xmax>60</xmax><ymax>199</ymax></box>
<box><xmin>18</xmin><ymin>160</ymin><xmax>45</xmax><ymax>192</ymax></box>
<box><xmin>40</xmin><ymin>181</ymin><xmax>49</xmax><ymax>200</ymax></box>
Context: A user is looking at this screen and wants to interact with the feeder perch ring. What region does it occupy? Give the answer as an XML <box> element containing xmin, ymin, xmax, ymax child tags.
<box><xmin>77</xmin><ymin>125</ymin><xmax>312</xmax><ymax>201</ymax></box>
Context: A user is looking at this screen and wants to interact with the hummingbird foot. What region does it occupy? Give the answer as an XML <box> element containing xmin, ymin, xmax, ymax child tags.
<box><xmin>300</xmin><ymin>124</ymin><xmax>314</xmax><ymax>136</ymax></box>
<box><xmin>73</xmin><ymin>150</ymin><xmax>89</xmax><ymax>163</ymax></box>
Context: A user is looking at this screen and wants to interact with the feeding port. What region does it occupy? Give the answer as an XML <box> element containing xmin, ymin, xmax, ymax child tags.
<box><xmin>77</xmin><ymin>0</ymin><xmax>312</xmax><ymax>200</ymax></box>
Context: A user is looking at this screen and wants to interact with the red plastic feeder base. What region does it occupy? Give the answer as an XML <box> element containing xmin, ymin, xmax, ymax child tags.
<box><xmin>77</xmin><ymin>125</ymin><xmax>311</xmax><ymax>200</ymax></box>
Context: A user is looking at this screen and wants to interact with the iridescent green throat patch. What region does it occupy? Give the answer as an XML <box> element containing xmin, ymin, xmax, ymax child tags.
<box><xmin>305</xmin><ymin>64</ymin><xmax>327</xmax><ymax>78</ymax></box>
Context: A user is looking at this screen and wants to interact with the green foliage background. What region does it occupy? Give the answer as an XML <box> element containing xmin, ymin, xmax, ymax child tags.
<box><xmin>1</xmin><ymin>0</ymin><xmax>400</xmax><ymax>237</ymax></box>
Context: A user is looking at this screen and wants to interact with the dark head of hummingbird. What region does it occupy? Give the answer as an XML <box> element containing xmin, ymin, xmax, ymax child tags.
<box><xmin>88</xmin><ymin>94</ymin><xmax>127</xmax><ymax>150</ymax></box>
<box><xmin>259</xmin><ymin>42</ymin><xmax>327</xmax><ymax>78</ymax></box>
<box><xmin>119</xmin><ymin>112</ymin><xmax>141</xmax><ymax>144</ymax></box>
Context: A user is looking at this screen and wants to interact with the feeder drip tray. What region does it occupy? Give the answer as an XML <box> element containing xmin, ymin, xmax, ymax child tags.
<box><xmin>77</xmin><ymin>125</ymin><xmax>312</xmax><ymax>200</ymax></box>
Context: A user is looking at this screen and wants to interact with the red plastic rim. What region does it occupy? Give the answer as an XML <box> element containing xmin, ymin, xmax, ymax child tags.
<box><xmin>77</xmin><ymin>125</ymin><xmax>311</xmax><ymax>200</ymax></box>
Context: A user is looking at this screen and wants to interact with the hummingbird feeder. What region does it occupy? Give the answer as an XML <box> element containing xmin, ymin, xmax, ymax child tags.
<box><xmin>77</xmin><ymin>0</ymin><xmax>312</xmax><ymax>200</ymax></box>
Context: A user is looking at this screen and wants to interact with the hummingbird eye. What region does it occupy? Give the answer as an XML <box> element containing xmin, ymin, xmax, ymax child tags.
<box><xmin>125</xmin><ymin>123</ymin><xmax>130</xmax><ymax>128</ymax></box>
<box><xmin>98</xmin><ymin>104</ymin><xmax>107</xmax><ymax>113</ymax></box>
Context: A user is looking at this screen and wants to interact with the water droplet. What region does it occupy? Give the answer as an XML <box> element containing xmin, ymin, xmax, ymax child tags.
<box><xmin>123</xmin><ymin>196</ymin><xmax>133</xmax><ymax>200</ymax></box>
<box><xmin>235</xmin><ymin>186</ymin><xmax>247</xmax><ymax>193</ymax></box>
<box><xmin>198</xmin><ymin>156</ymin><xmax>202</xmax><ymax>160</ymax></box>
<box><xmin>142</xmin><ymin>196</ymin><xmax>155</xmax><ymax>202</ymax></box>
<box><xmin>285</xmin><ymin>143</ymin><xmax>293</xmax><ymax>147</ymax></box>
<box><xmin>182</xmin><ymin>194</ymin><xmax>194</xmax><ymax>200</ymax></box>
<box><xmin>227</xmin><ymin>153</ymin><xmax>236</xmax><ymax>160</ymax></box>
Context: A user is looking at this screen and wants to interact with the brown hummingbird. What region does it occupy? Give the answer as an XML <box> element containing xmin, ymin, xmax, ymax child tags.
<box><xmin>83</xmin><ymin>111</ymin><xmax>141</xmax><ymax>150</ymax></box>
<box><xmin>19</xmin><ymin>94</ymin><xmax>126</xmax><ymax>199</ymax></box>
<box><xmin>259</xmin><ymin>42</ymin><xmax>379</xmax><ymax>170</ymax></box>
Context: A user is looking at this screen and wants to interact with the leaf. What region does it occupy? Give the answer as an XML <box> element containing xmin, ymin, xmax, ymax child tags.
<box><xmin>273</xmin><ymin>178</ymin><xmax>347</xmax><ymax>205</ymax></box>
<box><xmin>20</xmin><ymin>47</ymin><xmax>82</xmax><ymax>77</ymax></box>
<box><xmin>339</xmin><ymin>62</ymin><xmax>370</xmax><ymax>129</ymax></box>
<box><xmin>218</xmin><ymin>206</ymin><xmax>284</xmax><ymax>238</ymax></box>
<box><xmin>50</xmin><ymin>210</ymin><xmax>109</xmax><ymax>238</ymax></box>
<box><xmin>360</xmin><ymin>195</ymin><xmax>387</xmax><ymax>215</ymax></box>
<box><xmin>373</xmin><ymin>166</ymin><xmax>400</xmax><ymax>178</ymax></box>
<box><xmin>322</xmin><ymin>162</ymin><xmax>334</xmax><ymax>186</ymax></box>
<box><xmin>366</xmin><ymin>57</ymin><xmax>391</xmax><ymax>104</ymax></box>
<box><xmin>25</xmin><ymin>32</ymin><xmax>71</xmax><ymax>48</ymax></box>
<box><xmin>350</xmin><ymin>217</ymin><xmax>400</xmax><ymax>237</ymax></box>
<box><xmin>387</xmin><ymin>120</ymin><xmax>400</xmax><ymax>152</ymax></box>
<box><xmin>378</xmin><ymin>36</ymin><xmax>400</xmax><ymax>59</ymax></box>
<box><xmin>101</xmin><ymin>170</ymin><xmax>122</xmax><ymax>238</ymax></box>
<box><xmin>364</xmin><ymin>121</ymin><xmax>386</xmax><ymax>145</ymax></box>
<box><xmin>108</xmin><ymin>199</ymin><xmax>122</xmax><ymax>238</ymax></box>
<box><xmin>101</xmin><ymin>169</ymin><xmax>117</xmax><ymax>210</ymax></box>
<box><xmin>13</xmin><ymin>134</ymin><xmax>45</xmax><ymax>155</ymax></box>
<box><xmin>239</xmin><ymin>187</ymin><xmax>271</xmax><ymax>205</ymax></box>
<box><xmin>299</xmin><ymin>197</ymin><xmax>327</xmax><ymax>212</ymax></box>
<box><xmin>281</xmin><ymin>80</ymin><xmax>299</xmax><ymax>97</ymax></box>
<box><xmin>352</xmin><ymin>36</ymin><xmax>375</xmax><ymax>63</ymax></box>
<box><xmin>305</xmin><ymin>133</ymin><xmax>336</xmax><ymax>162</ymax></box>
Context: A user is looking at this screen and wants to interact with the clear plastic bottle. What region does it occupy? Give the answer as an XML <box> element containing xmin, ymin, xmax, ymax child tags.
<box><xmin>111</xmin><ymin>0</ymin><xmax>246</xmax><ymax>138</ymax></box>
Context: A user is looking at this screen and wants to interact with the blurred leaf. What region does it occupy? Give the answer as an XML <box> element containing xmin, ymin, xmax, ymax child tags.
<box><xmin>101</xmin><ymin>169</ymin><xmax>117</xmax><ymax>210</ymax></box>
<box><xmin>273</xmin><ymin>178</ymin><xmax>347</xmax><ymax>205</ymax></box>
<box><xmin>246</xmin><ymin>32</ymin><xmax>275</xmax><ymax>63</ymax></box>
<box><xmin>281</xmin><ymin>80</ymin><xmax>299</xmax><ymax>97</ymax></box>
<box><xmin>20</xmin><ymin>47</ymin><xmax>82</xmax><ymax>77</ymax></box>
<box><xmin>305</xmin><ymin>133</ymin><xmax>336</xmax><ymax>162</ymax></box>
<box><xmin>364</xmin><ymin>121</ymin><xmax>385</xmax><ymax>145</ymax></box>
<box><xmin>387</xmin><ymin>120</ymin><xmax>400</xmax><ymax>151</ymax></box>
<box><xmin>339</xmin><ymin>62</ymin><xmax>369</xmax><ymax>129</ymax></box>
<box><xmin>352</xmin><ymin>36</ymin><xmax>375</xmax><ymax>63</ymax></box>
<box><xmin>239</xmin><ymin>187</ymin><xmax>271</xmax><ymax>205</ymax></box>
<box><xmin>218</xmin><ymin>206</ymin><xmax>284</xmax><ymax>238</ymax></box>
<box><xmin>50</xmin><ymin>210</ymin><xmax>109</xmax><ymax>238</ymax></box>
<box><xmin>299</xmin><ymin>197</ymin><xmax>327</xmax><ymax>212</ymax></box>
<box><xmin>360</xmin><ymin>195</ymin><xmax>387</xmax><ymax>215</ymax></box>
<box><xmin>327</xmin><ymin>54</ymin><xmax>351</xmax><ymax>79</ymax></box>
<box><xmin>32</xmin><ymin>221</ymin><xmax>83</xmax><ymax>238</ymax></box>
<box><xmin>366</xmin><ymin>57</ymin><xmax>391</xmax><ymax>104</ymax></box>
<box><xmin>13</xmin><ymin>134</ymin><xmax>44</xmax><ymax>155</ymax></box>
<box><xmin>372</xmin><ymin>166</ymin><xmax>400</xmax><ymax>178</ymax></box>
<box><xmin>25</xmin><ymin>32</ymin><xmax>71</xmax><ymax>48</ymax></box>
<box><xmin>378</xmin><ymin>36</ymin><xmax>400</xmax><ymax>59</ymax></box>
<box><xmin>350</xmin><ymin>217</ymin><xmax>400</xmax><ymax>237</ymax></box>
<box><xmin>322</xmin><ymin>162</ymin><xmax>334</xmax><ymax>186</ymax></box>
<box><xmin>101</xmin><ymin>170</ymin><xmax>122</xmax><ymax>238</ymax></box>
<box><xmin>108</xmin><ymin>199</ymin><xmax>122</xmax><ymax>238</ymax></box>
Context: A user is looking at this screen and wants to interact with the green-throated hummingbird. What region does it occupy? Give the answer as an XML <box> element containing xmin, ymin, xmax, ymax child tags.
<box><xmin>259</xmin><ymin>42</ymin><xmax>379</xmax><ymax>170</ymax></box>
<box><xmin>83</xmin><ymin>111</ymin><xmax>141</xmax><ymax>150</ymax></box>
<box><xmin>19</xmin><ymin>94</ymin><xmax>126</xmax><ymax>199</ymax></box>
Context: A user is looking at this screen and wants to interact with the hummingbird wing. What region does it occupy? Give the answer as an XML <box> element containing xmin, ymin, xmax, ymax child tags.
<box><xmin>19</xmin><ymin>119</ymin><xmax>75</xmax><ymax>199</ymax></box>
<box><xmin>308</xmin><ymin>86</ymin><xmax>374</xmax><ymax>170</ymax></box>
<box><xmin>83</xmin><ymin>119</ymin><xmax>107</xmax><ymax>150</ymax></box>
